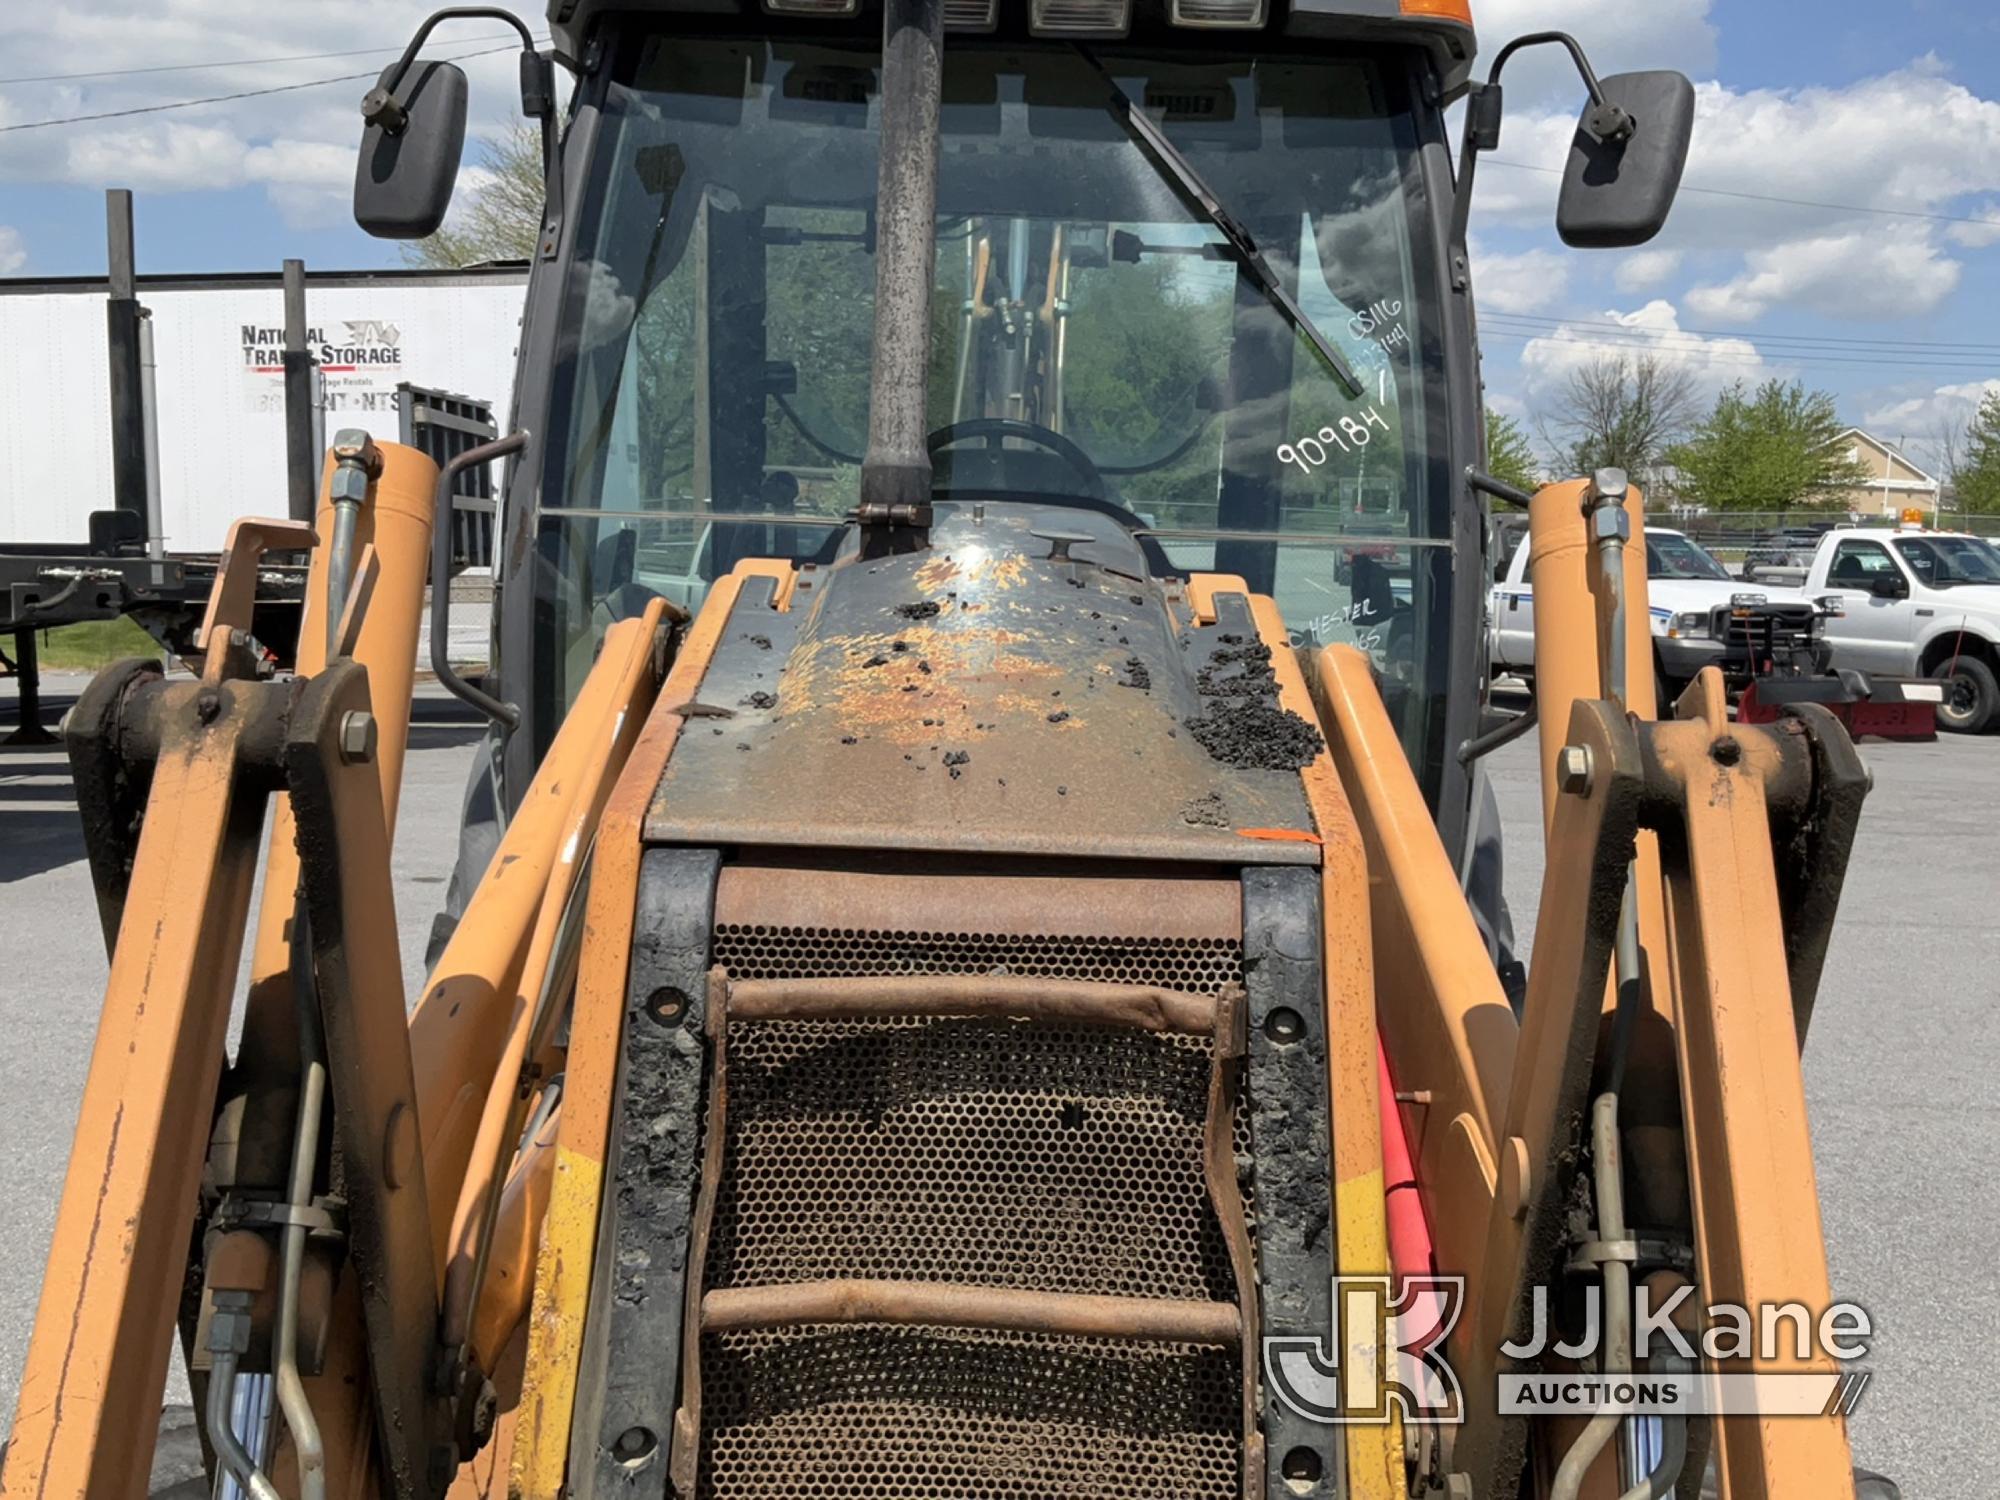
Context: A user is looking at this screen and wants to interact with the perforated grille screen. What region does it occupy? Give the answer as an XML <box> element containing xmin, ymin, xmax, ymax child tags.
<box><xmin>712</xmin><ymin>922</ymin><xmax>1244</xmax><ymax>992</ymax></box>
<box><xmin>698</xmin><ymin>1325</ymin><xmax>1241</xmax><ymax>1500</ymax></box>
<box><xmin>710</xmin><ymin>1016</ymin><xmax>1234</xmax><ymax>1300</ymax></box>
<box><xmin>697</xmin><ymin>920</ymin><xmax>1250</xmax><ymax>1499</ymax></box>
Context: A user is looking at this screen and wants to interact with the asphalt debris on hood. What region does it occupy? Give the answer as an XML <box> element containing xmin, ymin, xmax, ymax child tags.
<box><xmin>1183</xmin><ymin>639</ymin><xmax>1325</xmax><ymax>771</ymax></box>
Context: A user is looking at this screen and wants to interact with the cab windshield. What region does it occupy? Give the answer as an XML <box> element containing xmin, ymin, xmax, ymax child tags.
<box><xmin>533</xmin><ymin>30</ymin><xmax>1450</xmax><ymax>776</ymax></box>
<box><xmin>1647</xmin><ymin>532</ymin><xmax>1732</xmax><ymax>582</ymax></box>
<box><xmin>1894</xmin><ymin>535</ymin><xmax>2000</xmax><ymax>587</ymax></box>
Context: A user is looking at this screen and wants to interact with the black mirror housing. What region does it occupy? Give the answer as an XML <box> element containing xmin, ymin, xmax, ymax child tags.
<box><xmin>1870</xmin><ymin>573</ymin><xmax>1909</xmax><ymax>600</ymax></box>
<box><xmin>1557</xmin><ymin>70</ymin><xmax>1695</xmax><ymax>249</ymax></box>
<box><xmin>353</xmin><ymin>59</ymin><xmax>469</xmax><ymax>240</ymax></box>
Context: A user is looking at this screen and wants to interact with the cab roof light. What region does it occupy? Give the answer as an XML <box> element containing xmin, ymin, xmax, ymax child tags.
<box><xmin>1030</xmin><ymin>0</ymin><xmax>1132</xmax><ymax>39</ymax></box>
<box><xmin>1170</xmin><ymin>0</ymin><xmax>1266</xmax><ymax>27</ymax></box>
<box><xmin>762</xmin><ymin>0</ymin><xmax>860</xmax><ymax>14</ymax></box>
<box><xmin>1400</xmin><ymin>0</ymin><xmax>1473</xmax><ymax>20</ymax></box>
<box><xmin>944</xmin><ymin>0</ymin><xmax>999</xmax><ymax>29</ymax></box>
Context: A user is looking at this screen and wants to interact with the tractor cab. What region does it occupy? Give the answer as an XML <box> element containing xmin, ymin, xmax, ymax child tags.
<box><xmin>353</xmin><ymin>0</ymin><xmax>1690</xmax><ymax>861</ymax></box>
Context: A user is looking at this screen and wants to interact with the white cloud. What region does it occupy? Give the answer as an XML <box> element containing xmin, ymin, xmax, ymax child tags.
<box><xmin>1613</xmin><ymin>250</ymin><xmax>1682</xmax><ymax>294</ymax></box>
<box><xmin>1473</xmin><ymin>62</ymin><xmax>2000</xmax><ymax>325</ymax></box>
<box><xmin>61</xmin><ymin>123</ymin><xmax>248</xmax><ymax>195</ymax></box>
<box><xmin>1468</xmin><ymin>240</ymin><xmax>1570</xmax><ymax>314</ymax></box>
<box><xmin>0</xmin><ymin>3</ymin><xmax>538</xmax><ymax>223</ymax></box>
<box><xmin>1470</xmin><ymin>0</ymin><xmax>1718</xmax><ymax>106</ymax></box>
<box><xmin>1865</xmin><ymin>379</ymin><xmax>2000</xmax><ymax>443</ymax></box>
<box><xmin>1685</xmin><ymin>231</ymin><xmax>1962</xmax><ymax>323</ymax></box>
<box><xmin>0</xmin><ymin>228</ymin><xmax>24</xmax><ymax>275</ymax></box>
<box><xmin>1946</xmin><ymin>203</ymin><xmax>2000</xmax><ymax>249</ymax></box>
<box><xmin>1515</xmin><ymin>299</ymin><xmax>1779</xmax><ymax>402</ymax></box>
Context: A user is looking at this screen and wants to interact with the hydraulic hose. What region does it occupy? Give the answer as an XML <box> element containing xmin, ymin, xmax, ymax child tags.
<box><xmin>1552</xmin><ymin>470</ymin><xmax>1652</xmax><ymax>1499</ymax></box>
<box><xmin>272</xmin><ymin>913</ymin><xmax>328</xmax><ymax>1500</ymax></box>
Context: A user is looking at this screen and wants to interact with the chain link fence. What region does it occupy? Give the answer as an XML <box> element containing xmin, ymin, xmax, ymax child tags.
<box><xmin>1644</xmin><ymin>509</ymin><xmax>2000</xmax><ymax>571</ymax></box>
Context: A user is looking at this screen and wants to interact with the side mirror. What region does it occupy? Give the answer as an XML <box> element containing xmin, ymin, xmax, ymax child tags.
<box><xmin>1869</xmin><ymin>572</ymin><xmax>1909</xmax><ymax>601</ymax></box>
<box><xmin>1557</xmin><ymin>71</ymin><xmax>1696</xmax><ymax>249</ymax></box>
<box><xmin>353</xmin><ymin>58</ymin><xmax>469</xmax><ymax>239</ymax></box>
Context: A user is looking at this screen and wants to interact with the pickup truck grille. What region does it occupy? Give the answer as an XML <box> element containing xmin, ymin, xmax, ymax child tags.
<box><xmin>1714</xmin><ymin>601</ymin><xmax>1820</xmax><ymax>673</ymax></box>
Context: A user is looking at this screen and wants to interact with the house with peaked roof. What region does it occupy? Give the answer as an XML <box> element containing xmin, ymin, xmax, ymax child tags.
<box><xmin>1833</xmin><ymin>429</ymin><xmax>1940</xmax><ymax>517</ymax></box>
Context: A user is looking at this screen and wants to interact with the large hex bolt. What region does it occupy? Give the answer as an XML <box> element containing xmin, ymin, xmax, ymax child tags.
<box><xmin>338</xmin><ymin>709</ymin><xmax>378</xmax><ymax>765</ymax></box>
<box><xmin>1557</xmin><ymin>743</ymin><xmax>1595</xmax><ymax>797</ymax></box>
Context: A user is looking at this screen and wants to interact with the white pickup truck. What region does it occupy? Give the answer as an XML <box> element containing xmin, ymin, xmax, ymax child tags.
<box><xmin>1490</xmin><ymin>527</ymin><xmax>1819</xmax><ymax>699</ymax></box>
<box><xmin>1793</xmin><ymin>527</ymin><xmax>2000</xmax><ymax>733</ymax></box>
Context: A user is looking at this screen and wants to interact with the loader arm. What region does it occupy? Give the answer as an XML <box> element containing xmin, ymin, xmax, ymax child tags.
<box><xmin>3</xmin><ymin>471</ymin><xmax>1870</xmax><ymax>1500</ymax></box>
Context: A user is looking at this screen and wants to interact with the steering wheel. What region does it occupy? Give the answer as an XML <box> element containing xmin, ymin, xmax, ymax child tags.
<box><xmin>926</xmin><ymin>417</ymin><xmax>1108</xmax><ymax>500</ymax></box>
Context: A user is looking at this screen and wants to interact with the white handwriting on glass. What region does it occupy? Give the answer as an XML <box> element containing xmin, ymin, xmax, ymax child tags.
<box><xmin>1277</xmin><ymin>406</ymin><xmax>1390</xmax><ymax>475</ymax></box>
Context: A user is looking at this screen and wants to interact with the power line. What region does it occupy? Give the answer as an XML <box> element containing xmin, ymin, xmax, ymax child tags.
<box><xmin>0</xmin><ymin>35</ymin><xmax>525</xmax><ymax>86</ymax></box>
<box><xmin>1478</xmin><ymin>311</ymin><xmax>2000</xmax><ymax>357</ymax></box>
<box><xmin>1486</xmin><ymin>156</ymin><xmax>2000</xmax><ymax>233</ymax></box>
<box><xmin>0</xmin><ymin>44</ymin><xmax>523</xmax><ymax>133</ymax></box>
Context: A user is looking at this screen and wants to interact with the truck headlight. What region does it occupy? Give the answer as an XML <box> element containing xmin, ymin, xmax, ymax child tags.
<box><xmin>1670</xmin><ymin>612</ymin><xmax>1710</xmax><ymax>639</ymax></box>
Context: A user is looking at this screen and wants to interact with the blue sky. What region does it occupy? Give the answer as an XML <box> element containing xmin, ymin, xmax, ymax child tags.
<box><xmin>4</xmin><ymin>1</ymin><xmax>1998</xmax><ymax>468</ymax></box>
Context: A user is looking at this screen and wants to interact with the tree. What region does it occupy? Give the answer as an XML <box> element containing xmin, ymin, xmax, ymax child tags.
<box><xmin>1956</xmin><ymin>390</ymin><xmax>2000</xmax><ymax>516</ymax></box>
<box><xmin>1664</xmin><ymin>380</ymin><xmax>1868</xmax><ymax>513</ymax></box>
<box><xmin>1483</xmin><ymin>408</ymin><xmax>1540</xmax><ymax>494</ymax></box>
<box><xmin>402</xmin><ymin>125</ymin><xmax>545</xmax><ymax>268</ymax></box>
<box><xmin>1535</xmin><ymin>353</ymin><xmax>1700</xmax><ymax>494</ymax></box>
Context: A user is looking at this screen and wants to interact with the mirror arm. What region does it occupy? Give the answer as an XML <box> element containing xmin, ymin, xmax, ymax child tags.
<box><xmin>1448</xmin><ymin>30</ymin><xmax>1632</xmax><ymax>260</ymax></box>
<box><xmin>363</xmin><ymin>6</ymin><xmax>546</xmax><ymax>137</ymax></box>
<box><xmin>1487</xmin><ymin>31</ymin><xmax>1624</xmax><ymax>130</ymax></box>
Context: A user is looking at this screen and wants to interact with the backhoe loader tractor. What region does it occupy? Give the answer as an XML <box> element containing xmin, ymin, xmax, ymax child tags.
<box><xmin>2</xmin><ymin>3</ymin><xmax>1892</xmax><ymax>1499</ymax></box>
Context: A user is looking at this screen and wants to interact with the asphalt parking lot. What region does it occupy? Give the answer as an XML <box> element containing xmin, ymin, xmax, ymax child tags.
<box><xmin>2</xmin><ymin>671</ymin><xmax>1993</xmax><ymax>1491</ymax></box>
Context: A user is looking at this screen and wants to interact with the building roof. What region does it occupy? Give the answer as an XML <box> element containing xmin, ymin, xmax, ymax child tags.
<box><xmin>1837</xmin><ymin>428</ymin><xmax>1939</xmax><ymax>487</ymax></box>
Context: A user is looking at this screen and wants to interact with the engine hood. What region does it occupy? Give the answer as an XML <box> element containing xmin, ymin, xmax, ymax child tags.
<box><xmin>644</xmin><ymin>502</ymin><xmax>1325</xmax><ymax>865</ymax></box>
<box><xmin>1647</xmin><ymin>578</ymin><xmax>1809</xmax><ymax>610</ymax></box>
<box><xmin>1917</xmin><ymin>584</ymin><xmax>2000</xmax><ymax>618</ymax></box>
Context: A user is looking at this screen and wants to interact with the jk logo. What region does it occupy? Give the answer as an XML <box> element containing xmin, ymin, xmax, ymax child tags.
<box><xmin>1263</xmin><ymin>1275</ymin><xmax>1468</xmax><ymax>1425</ymax></box>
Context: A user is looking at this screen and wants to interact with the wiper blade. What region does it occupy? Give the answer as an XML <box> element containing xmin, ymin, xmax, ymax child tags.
<box><xmin>1081</xmin><ymin>48</ymin><xmax>1364</xmax><ymax>400</ymax></box>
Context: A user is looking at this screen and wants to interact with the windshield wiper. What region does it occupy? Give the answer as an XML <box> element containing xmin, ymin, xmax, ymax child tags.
<box><xmin>1079</xmin><ymin>49</ymin><xmax>1365</xmax><ymax>401</ymax></box>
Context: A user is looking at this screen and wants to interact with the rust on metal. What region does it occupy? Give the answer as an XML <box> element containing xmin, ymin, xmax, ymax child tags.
<box><xmin>725</xmin><ymin>973</ymin><xmax>1222</xmax><ymax>1034</ymax></box>
<box><xmin>699</xmin><ymin>1282</ymin><xmax>1243</xmax><ymax>1346</ymax></box>
<box><xmin>646</xmin><ymin>508</ymin><xmax>1319</xmax><ymax>865</ymax></box>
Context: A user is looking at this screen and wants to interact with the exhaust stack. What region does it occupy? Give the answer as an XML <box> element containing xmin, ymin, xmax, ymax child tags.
<box><xmin>858</xmin><ymin>0</ymin><xmax>944</xmax><ymax>528</ymax></box>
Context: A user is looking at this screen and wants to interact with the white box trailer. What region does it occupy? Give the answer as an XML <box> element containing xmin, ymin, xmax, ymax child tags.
<box><xmin>0</xmin><ymin>265</ymin><xmax>528</xmax><ymax>557</ymax></box>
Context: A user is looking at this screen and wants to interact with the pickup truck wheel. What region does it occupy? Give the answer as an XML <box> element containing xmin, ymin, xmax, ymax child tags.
<box><xmin>1933</xmin><ymin>654</ymin><xmax>1998</xmax><ymax>734</ymax></box>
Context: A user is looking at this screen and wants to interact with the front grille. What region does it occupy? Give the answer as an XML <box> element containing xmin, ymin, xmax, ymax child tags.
<box><xmin>1717</xmin><ymin>603</ymin><xmax>1819</xmax><ymax>670</ymax></box>
<box><xmin>699</xmin><ymin>1324</ymin><xmax>1241</xmax><ymax>1500</ymax></box>
<box><xmin>693</xmin><ymin>921</ymin><xmax>1252</xmax><ymax>1500</ymax></box>
<box><xmin>712</xmin><ymin>922</ymin><xmax>1244</xmax><ymax>991</ymax></box>
<box><xmin>710</xmin><ymin>1016</ymin><xmax>1235</xmax><ymax>1299</ymax></box>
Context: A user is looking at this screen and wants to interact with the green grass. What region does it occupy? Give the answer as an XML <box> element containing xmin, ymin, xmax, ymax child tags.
<box><xmin>26</xmin><ymin>616</ymin><xmax>167</xmax><ymax>671</ymax></box>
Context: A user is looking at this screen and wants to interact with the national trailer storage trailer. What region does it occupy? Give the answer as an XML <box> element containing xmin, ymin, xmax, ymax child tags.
<box><xmin>0</xmin><ymin>206</ymin><xmax>527</xmax><ymax>740</ymax></box>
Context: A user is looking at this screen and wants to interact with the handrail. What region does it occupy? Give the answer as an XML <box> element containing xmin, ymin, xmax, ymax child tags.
<box><xmin>431</xmin><ymin>430</ymin><xmax>524</xmax><ymax>731</ymax></box>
